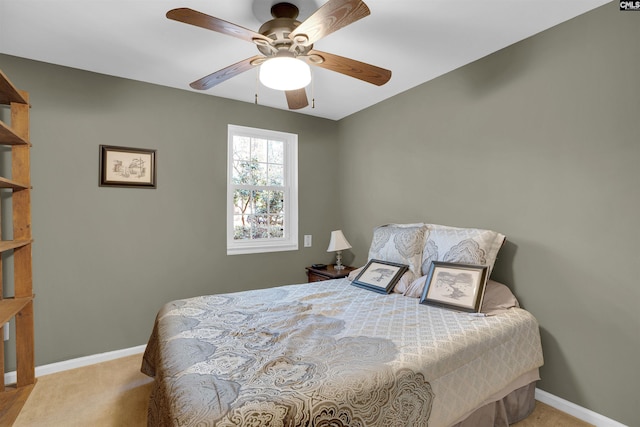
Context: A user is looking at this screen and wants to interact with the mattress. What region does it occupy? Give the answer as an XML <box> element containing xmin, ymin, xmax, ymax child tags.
<box><xmin>142</xmin><ymin>279</ymin><xmax>543</xmax><ymax>426</ymax></box>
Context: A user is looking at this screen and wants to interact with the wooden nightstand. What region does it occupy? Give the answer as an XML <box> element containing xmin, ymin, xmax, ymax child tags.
<box><xmin>305</xmin><ymin>265</ymin><xmax>357</xmax><ymax>283</ymax></box>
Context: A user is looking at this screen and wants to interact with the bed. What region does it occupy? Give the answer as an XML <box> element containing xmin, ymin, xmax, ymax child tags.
<box><xmin>142</xmin><ymin>223</ymin><xmax>544</xmax><ymax>426</ymax></box>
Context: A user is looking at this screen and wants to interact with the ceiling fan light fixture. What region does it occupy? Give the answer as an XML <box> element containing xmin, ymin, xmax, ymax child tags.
<box><xmin>259</xmin><ymin>56</ymin><xmax>311</xmax><ymax>91</ymax></box>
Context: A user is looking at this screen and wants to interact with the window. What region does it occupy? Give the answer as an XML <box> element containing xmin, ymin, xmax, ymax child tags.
<box><xmin>227</xmin><ymin>125</ymin><xmax>298</xmax><ymax>255</ymax></box>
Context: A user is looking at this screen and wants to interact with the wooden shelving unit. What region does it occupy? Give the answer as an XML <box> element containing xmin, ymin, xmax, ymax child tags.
<box><xmin>0</xmin><ymin>69</ymin><xmax>35</xmax><ymax>425</ymax></box>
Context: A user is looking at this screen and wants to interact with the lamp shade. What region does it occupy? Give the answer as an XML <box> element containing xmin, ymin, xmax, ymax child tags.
<box><xmin>259</xmin><ymin>56</ymin><xmax>311</xmax><ymax>91</ymax></box>
<box><xmin>327</xmin><ymin>230</ymin><xmax>352</xmax><ymax>252</ymax></box>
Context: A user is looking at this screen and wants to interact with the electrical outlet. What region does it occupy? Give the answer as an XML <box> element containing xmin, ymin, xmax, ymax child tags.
<box><xmin>304</xmin><ymin>235</ymin><xmax>312</xmax><ymax>247</ymax></box>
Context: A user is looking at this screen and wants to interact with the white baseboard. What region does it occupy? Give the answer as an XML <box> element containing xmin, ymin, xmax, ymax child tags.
<box><xmin>3</xmin><ymin>344</ymin><xmax>146</xmax><ymax>385</ymax></box>
<box><xmin>535</xmin><ymin>388</ymin><xmax>627</xmax><ymax>427</ymax></box>
<box><xmin>3</xmin><ymin>350</ymin><xmax>626</xmax><ymax>427</ymax></box>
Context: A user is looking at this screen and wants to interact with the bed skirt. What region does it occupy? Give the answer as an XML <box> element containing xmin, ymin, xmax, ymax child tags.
<box><xmin>452</xmin><ymin>380</ymin><xmax>537</xmax><ymax>427</ymax></box>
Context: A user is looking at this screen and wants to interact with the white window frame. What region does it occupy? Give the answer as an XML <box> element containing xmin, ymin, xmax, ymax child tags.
<box><xmin>227</xmin><ymin>124</ymin><xmax>298</xmax><ymax>255</ymax></box>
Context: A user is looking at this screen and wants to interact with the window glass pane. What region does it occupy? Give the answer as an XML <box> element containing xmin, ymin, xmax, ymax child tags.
<box><xmin>233</xmin><ymin>186</ymin><xmax>253</xmax><ymax>241</ymax></box>
<box><xmin>233</xmin><ymin>136</ymin><xmax>251</xmax><ymax>161</ymax></box>
<box><xmin>233</xmin><ymin>160</ymin><xmax>257</xmax><ymax>184</ymax></box>
<box><xmin>232</xmin><ymin>161</ymin><xmax>241</xmax><ymax>183</ymax></box>
<box><xmin>247</xmin><ymin>215</ymin><xmax>258</xmax><ymax>239</ymax></box>
<box><xmin>268</xmin><ymin>140</ymin><xmax>284</xmax><ymax>165</ymax></box>
<box><xmin>268</xmin><ymin>164</ymin><xmax>284</xmax><ymax>186</ymax></box>
<box><xmin>253</xmin><ymin>190</ymin><xmax>268</xmax><ymax>214</ymax></box>
<box><xmin>269</xmin><ymin>191</ymin><xmax>284</xmax><ymax>215</ymax></box>
<box><xmin>253</xmin><ymin>138</ymin><xmax>268</xmax><ymax>163</ymax></box>
<box><xmin>269</xmin><ymin>215</ymin><xmax>284</xmax><ymax>238</ymax></box>
<box><xmin>253</xmin><ymin>215</ymin><xmax>269</xmax><ymax>239</ymax></box>
<box><xmin>234</xmin><ymin>223</ymin><xmax>251</xmax><ymax>240</ymax></box>
<box><xmin>256</xmin><ymin>163</ymin><xmax>268</xmax><ymax>186</ymax></box>
<box><xmin>233</xmin><ymin>189</ymin><xmax>254</xmax><ymax>218</ymax></box>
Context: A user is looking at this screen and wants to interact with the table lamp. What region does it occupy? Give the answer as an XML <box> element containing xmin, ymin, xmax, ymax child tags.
<box><xmin>327</xmin><ymin>230</ymin><xmax>352</xmax><ymax>270</ymax></box>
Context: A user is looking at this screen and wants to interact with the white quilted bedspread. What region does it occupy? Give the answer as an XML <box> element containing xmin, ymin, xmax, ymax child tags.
<box><xmin>143</xmin><ymin>279</ymin><xmax>543</xmax><ymax>427</ymax></box>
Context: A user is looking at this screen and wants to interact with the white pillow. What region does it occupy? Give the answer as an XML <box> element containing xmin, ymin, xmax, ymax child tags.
<box><xmin>368</xmin><ymin>223</ymin><xmax>428</xmax><ymax>281</ymax></box>
<box><xmin>421</xmin><ymin>224</ymin><xmax>505</xmax><ymax>275</ymax></box>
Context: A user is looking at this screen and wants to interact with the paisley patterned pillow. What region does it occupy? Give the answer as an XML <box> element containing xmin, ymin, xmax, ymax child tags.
<box><xmin>368</xmin><ymin>224</ymin><xmax>428</xmax><ymax>281</ymax></box>
<box><xmin>420</xmin><ymin>224</ymin><xmax>505</xmax><ymax>276</ymax></box>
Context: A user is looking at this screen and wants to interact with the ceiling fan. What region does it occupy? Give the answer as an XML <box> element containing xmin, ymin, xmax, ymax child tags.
<box><xmin>167</xmin><ymin>0</ymin><xmax>392</xmax><ymax>110</ymax></box>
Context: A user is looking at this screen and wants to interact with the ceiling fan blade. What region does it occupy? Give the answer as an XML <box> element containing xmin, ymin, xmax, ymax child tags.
<box><xmin>285</xmin><ymin>89</ymin><xmax>309</xmax><ymax>110</ymax></box>
<box><xmin>190</xmin><ymin>56</ymin><xmax>263</xmax><ymax>90</ymax></box>
<box><xmin>290</xmin><ymin>0</ymin><xmax>370</xmax><ymax>46</ymax></box>
<box><xmin>167</xmin><ymin>8</ymin><xmax>272</xmax><ymax>45</ymax></box>
<box><xmin>306</xmin><ymin>50</ymin><xmax>391</xmax><ymax>86</ymax></box>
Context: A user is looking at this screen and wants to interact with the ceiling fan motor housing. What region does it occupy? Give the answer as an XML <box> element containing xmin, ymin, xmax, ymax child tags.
<box><xmin>257</xmin><ymin>3</ymin><xmax>312</xmax><ymax>57</ymax></box>
<box><xmin>271</xmin><ymin>3</ymin><xmax>300</xmax><ymax>19</ymax></box>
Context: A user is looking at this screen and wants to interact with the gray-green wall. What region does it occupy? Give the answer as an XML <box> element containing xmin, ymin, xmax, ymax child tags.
<box><xmin>338</xmin><ymin>4</ymin><xmax>638</xmax><ymax>426</ymax></box>
<box><xmin>1</xmin><ymin>2</ymin><xmax>638</xmax><ymax>425</ymax></box>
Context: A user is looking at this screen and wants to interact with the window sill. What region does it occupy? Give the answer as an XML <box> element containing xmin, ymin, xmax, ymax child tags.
<box><xmin>227</xmin><ymin>241</ymin><xmax>299</xmax><ymax>255</ymax></box>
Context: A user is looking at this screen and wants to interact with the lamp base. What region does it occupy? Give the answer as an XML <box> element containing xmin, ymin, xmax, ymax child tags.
<box><xmin>334</xmin><ymin>250</ymin><xmax>345</xmax><ymax>270</ymax></box>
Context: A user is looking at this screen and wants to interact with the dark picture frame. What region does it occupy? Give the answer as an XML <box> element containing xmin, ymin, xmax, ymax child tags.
<box><xmin>99</xmin><ymin>145</ymin><xmax>156</xmax><ymax>188</ymax></box>
<box><xmin>352</xmin><ymin>259</ymin><xmax>408</xmax><ymax>294</ymax></box>
<box><xmin>420</xmin><ymin>261</ymin><xmax>489</xmax><ymax>313</ymax></box>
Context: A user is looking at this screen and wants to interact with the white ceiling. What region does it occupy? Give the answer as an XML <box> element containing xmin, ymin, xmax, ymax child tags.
<box><xmin>0</xmin><ymin>0</ymin><xmax>609</xmax><ymax>120</ymax></box>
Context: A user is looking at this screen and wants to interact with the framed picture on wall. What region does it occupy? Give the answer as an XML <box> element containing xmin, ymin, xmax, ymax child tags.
<box><xmin>99</xmin><ymin>145</ymin><xmax>156</xmax><ymax>188</ymax></box>
<box><xmin>351</xmin><ymin>259</ymin><xmax>408</xmax><ymax>294</ymax></box>
<box><xmin>420</xmin><ymin>262</ymin><xmax>488</xmax><ymax>313</ymax></box>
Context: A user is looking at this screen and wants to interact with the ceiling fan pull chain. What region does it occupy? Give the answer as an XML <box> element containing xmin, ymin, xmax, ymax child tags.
<box><xmin>255</xmin><ymin>68</ymin><xmax>259</xmax><ymax>105</ymax></box>
<box><xmin>311</xmin><ymin>69</ymin><xmax>315</xmax><ymax>109</ymax></box>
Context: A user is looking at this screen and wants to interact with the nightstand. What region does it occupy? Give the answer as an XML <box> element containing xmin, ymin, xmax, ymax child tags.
<box><xmin>305</xmin><ymin>265</ymin><xmax>357</xmax><ymax>283</ymax></box>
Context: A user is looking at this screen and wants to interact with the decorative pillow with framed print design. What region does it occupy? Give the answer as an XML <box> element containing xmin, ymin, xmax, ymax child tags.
<box><xmin>421</xmin><ymin>224</ymin><xmax>505</xmax><ymax>276</ymax></box>
<box><xmin>368</xmin><ymin>223</ymin><xmax>428</xmax><ymax>283</ymax></box>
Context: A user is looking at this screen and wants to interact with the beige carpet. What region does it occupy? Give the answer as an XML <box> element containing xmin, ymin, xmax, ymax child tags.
<box><xmin>13</xmin><ymin>352</ymin><xmax>592</xmax><ymax>426</ymax></box>
<box><xmin>14</xmin><ymin>354</ymin><xmax>152</xmax><ymax>427</ymax></box>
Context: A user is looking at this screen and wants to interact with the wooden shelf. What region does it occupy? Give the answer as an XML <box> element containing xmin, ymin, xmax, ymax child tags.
<box><xmin>0</xmin><ymin>70</ymin><xmax>27</xmax><ymax>105</ymax></box>
<box><xmin>0</xmin><ymin>120</ymin><xmax>29</xmax><ymax>146</ymax></box>
<box><xmin>0</xmin><ymin>298</ymin><xmax>33</xmax><ymax>326</ymax></box>
<box><xmin>0</xmin><ymin>240</ymin><xmax>32</xmax><ymax>253</ymax></box>
<box><xmin>0</xmin><ymin>177</ymin><xmax>28</xmax><ymax>191</ymax></box>
<box><xmin>0</xmin><ymin>68</ymin><xmax>34</xmax><ymax>422</ymax></box>
<box><xmin>0</xmin><ymin>383</ymin><xmax>35</xmax><ymax>425</ymax></box>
